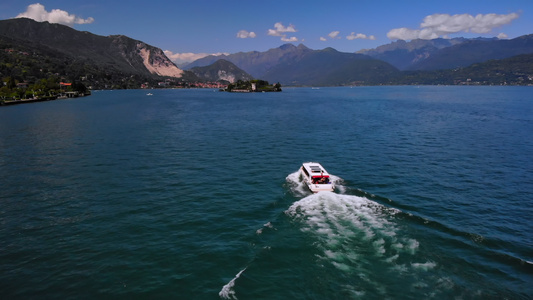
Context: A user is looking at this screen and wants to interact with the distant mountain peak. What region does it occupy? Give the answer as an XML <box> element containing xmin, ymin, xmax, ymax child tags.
<box><xmin>279</xmin><ymin>43</ymin><xmax>296</xmax><ymax>50</ymax></box>
<box><xmin>321</xmin><ymin>47</ymin><xmax>338</xmax><ymax>52</ymax></box>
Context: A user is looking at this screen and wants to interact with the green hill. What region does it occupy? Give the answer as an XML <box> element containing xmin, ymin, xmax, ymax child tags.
<box><xmin>0</xmin><ymin>18</ymin><xmax>196</xmax><ymax>91</ymax></box>
<box><xmin>389</xmin><ymin>53</ymin><xmax>533</xmax><ymax>85</ymax></box>
<box><xmin>189</xmin><ymin>59</ymin><xmax>253</xmax><ymax>83</ymax></box>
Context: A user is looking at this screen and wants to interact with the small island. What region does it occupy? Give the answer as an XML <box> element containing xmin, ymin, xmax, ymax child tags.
<box><xmin>222</xmin><ymin>80</ymin><xmax>282</xmax><ymax>93</ymax></box>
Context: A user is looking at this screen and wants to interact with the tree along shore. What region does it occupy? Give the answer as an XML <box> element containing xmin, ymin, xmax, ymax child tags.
<box><xmin>1</xmin><ymin>76</ymin><xmax>89</xmax><ymax>105</ymax></box>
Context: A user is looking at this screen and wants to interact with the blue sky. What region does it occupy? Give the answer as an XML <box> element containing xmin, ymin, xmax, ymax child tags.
<box><xmin>1</xmin><ymin>1</ymin><xmax>532</xmax><ymax>64</ymax></box>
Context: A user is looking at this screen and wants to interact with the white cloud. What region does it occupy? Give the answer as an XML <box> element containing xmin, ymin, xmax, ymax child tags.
<box><xmin>497</xmin><ymin>32</ymin><xmax>508</xmax><ymax>39</ymax></box>
<box><xmin>16</xmin><ymin>3</ymin><xmax>94</xmax><ymax>26</ymax></box>
<box><xmin>236</xmin><ymin>30</ymin><xmax>256</xmax><ymax>39</ymax></box>
<box><xmin>320</xmin><ymin>37</ymin><xmax>327</xmax><ymax>41</ymax></box>
<box><xmin>268</xmin><ymin>22</ymin><xmax>297</xmax><ymax>36</ymax></box>
<box><xmin>328</xmin><ymin>31</ymin><xmax>340</xmax><ymax>39</ymax></box>
<box><xmin>268</xmin><ymin>22</ymin><xmax>298</xmax><ymax>42</ymax></box>
<box><xmin>163</xmin><ymin>51</ymin><xmax>229</xmax><ymax>65</ymax></box>
<box><xmin>387</xmin><ymin>12</ymin><xmax>520</xmax><ymax>40</ymax></box>
<box><xmin>387</xmin><ymin>27</ymin><xmax>422</xmax><ymax>40</ymax></box>
<box><xmin>281</xmin><ymin>36</ymin><xmax>298</xmax><ymax>42</ymax></box>
<box><xmin>346</xmin><ymin>32</ymin><xmax>376</xmax><ymax>40</ymax></box>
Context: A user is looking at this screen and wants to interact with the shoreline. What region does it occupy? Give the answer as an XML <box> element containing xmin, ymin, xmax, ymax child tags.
<box><xmin>1</xmin><ymin>92</ymin><xmax>91</xmax><ymax>106</ymax></box>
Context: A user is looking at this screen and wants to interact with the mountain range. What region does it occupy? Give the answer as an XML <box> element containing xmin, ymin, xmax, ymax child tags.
<box><xmin>386</xmin><ymin>35</ymin><xmax>533</xmax><ymax>71</ymax></box>
<box><xmin>185</xmin><ymin>35</ymin><xmax>533</xmax><ymax>83</ymax></box>
<box><xmin>2</xmin><ymin>17</ymin><xmax>533</xmax><ymax>88</ymax></box>
<box><xmin>183</xmin><ymin>35</ymin><xmax>533</xmax><ymax>86</ymax></box>
<box><xmin>357</xmin><ymin>37</ymin><xmax>473</xmax><ymax>70</ymax></box>
<box><xmin>185</xmin><ymin>44</ymin><xmax>400</xmax><ymax>85</ymax></box>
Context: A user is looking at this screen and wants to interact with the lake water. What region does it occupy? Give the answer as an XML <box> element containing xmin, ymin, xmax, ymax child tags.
<box><xmin>1</xmin><ymin>86</ymin><xmax>532</xmax><ymax>299</ymax></box>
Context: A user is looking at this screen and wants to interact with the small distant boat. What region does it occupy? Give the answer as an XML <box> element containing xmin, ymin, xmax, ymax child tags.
<box><xmin>147</xmin><ymin>93</ymin><xmax>153</xmax><ymax>96</ymax></box>
<box><xmin>300</xmin><ymin>162</ymin><xmax>335</xmax><ymax>193</ymax></box>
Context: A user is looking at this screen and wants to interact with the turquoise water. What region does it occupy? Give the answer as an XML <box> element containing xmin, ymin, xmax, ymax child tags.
<box><xmin>1</xmin><ymin>86</ymin><xmax>532</xmax><ymax>299</ymax></box>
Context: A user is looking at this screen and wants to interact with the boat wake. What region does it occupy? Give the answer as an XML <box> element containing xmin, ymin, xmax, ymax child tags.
<box><xmin>284</xmin><ymin>192</ymin><xmax>438</xmax><ymax>297</ymax></box>
<box><xmin>219</xmin><ymin>172</ymin><xmax>444</xmax><ymax>298</ymax></box>
<box><xmin>219</xmin><ymin>268</ymin><xmax>246</xmax><ymax>300</ymax></box>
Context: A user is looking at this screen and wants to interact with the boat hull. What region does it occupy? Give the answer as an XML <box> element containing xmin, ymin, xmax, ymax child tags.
<box><xmin>300</xmin><ymin>163</ymin><xmax>335</xmax><ymax>193</ymax></box>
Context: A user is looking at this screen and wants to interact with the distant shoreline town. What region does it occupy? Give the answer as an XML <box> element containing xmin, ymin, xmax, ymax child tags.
<box><xmin>220</xmin><ymin>80</ymin><xmax>282</xmax><ymax>93</ymax></box>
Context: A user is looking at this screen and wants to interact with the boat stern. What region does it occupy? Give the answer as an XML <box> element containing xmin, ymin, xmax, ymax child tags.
<box><xmin>307</xmin><ymin>182</ymin><xmax>335</xmax><ymax>193</ymax></box>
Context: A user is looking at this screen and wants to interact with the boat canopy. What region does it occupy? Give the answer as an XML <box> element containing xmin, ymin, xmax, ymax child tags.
<box><xmin>302</xmin><ymin>162</ymin><xmax>331</xmax><ymax>177</ymax></box>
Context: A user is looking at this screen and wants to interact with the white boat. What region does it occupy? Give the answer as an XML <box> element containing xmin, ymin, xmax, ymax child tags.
<box><xmin>300</xmin><ymin>162</ymin><xmax>335</xmax><ymax>193</ymax></box>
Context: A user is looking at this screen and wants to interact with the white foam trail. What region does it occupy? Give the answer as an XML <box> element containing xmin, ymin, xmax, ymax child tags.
<box><xmin>285</xmin><ymin>171</ymin><xmax>309</xmax><ymax>196</ymax></box>
<box><xmin>219</xmin><ymin>268</ymin><xmax>246</xmax><ymax>300</ymax></box>
<box><xmin>411</xmin><ymin>261</ymin><xmax>437</xmax><ymax>270</ymax></box>
<box><xmin>286</xmin><ymin>192</ymin><xmax>433</xmax><ymax>293</ymax></box>
<box><xmin>255</xmin><ymin>221</ymin><xmax>274</xmax><ymax>235</ymax></box>
<box><xmin>333</xmin><ymin>175</ymin><xmax>347</xmax><ymax>194</ymax></box>
<box><xmin>286</xmin><ymin>193</ymin><xmax>403</xmax><ymax>255</ymax></box>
